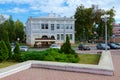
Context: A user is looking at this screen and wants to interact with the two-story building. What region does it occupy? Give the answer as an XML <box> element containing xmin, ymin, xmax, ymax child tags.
<box><xmin>25</xmin><ymin>13</ymin><xmax>75</xmax><ymax>47</ymax></box>
<box><xmin>111</xmin><ymin>23</ymin><xmax>120</xmax><ymax>42</ymax></box>
<box><xmin>112</xmin><ymin>23</ymin><xmax>120</xmax><ymax>37</ymax></box>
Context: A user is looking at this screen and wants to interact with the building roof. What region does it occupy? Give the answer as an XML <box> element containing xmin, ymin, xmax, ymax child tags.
<box><xmin>26</xmin><ymin>13</ymin><xmax>75</xmax><ymax>24</ymax></box>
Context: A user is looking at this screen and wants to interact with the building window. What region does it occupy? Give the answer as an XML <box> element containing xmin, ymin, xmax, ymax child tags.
<box><xmin>66</xmin><ymin>24</ymin><xmax>69</xmax><ymax>29</ymax></box>
<box><xmin>41</xmin><ymin>24</ymin><xmax>44</xmax><ymax>29</ymax></box>
<box><xmin>42</xmin><ymin>35</ymin><xmax>48</xmax><ymax>39</ymax></box>
<box><xmin>51</xmin><ymin>35</ymin><xmax>55</xmax><ymax>39</ymax></box>
<box><xmin>41</xmin><ymin>23</ymin><xmax>48</xmax><ymax>29</ymax></box>
<box><xmin>70</xmin><ymin>25</ymin><xmax>72</xmax><ymax>29</ymax></box>
<box><xmin>61</xmin><ymin>24</ymin><xmax>64</xmax><ymax>29</ymax></box>
<box><xmin>57</xmin><ymin>34</ymin><xmax>60</xmax><ymax>40</ymax></box>
<box><xmin>70</xmin><ymin>34</ymin><xmax>72</xmax><ymax>40</ymax></box>
<box><xmin>61</xmin><ymin>34</ymin><xmax>64</xmax><ymax>40</ymax></box>
<box><xmin>51</xmin><ymin>24</ymin><xmax>54</xmax><ymax>30</ymax></box>
<box><xmin>45</xmin><ymin>24</ymin><xmax>48</xmax><ymax>29</ymax></box>
<box><xmin>57</xmin><ymin>24</ymin><xmax>60</xmax><ymax>29</ymax></box>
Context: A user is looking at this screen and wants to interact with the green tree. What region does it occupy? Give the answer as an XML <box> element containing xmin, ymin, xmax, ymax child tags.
<box><xmin>3</xmin><ymin>16</ymin><xmax>16</xmax><ymax>42</ymax></box>
<box><xmin>1</xmin><ymin>16</ymin><xmax>25</xmax><ymax>43</ymax></box>
<box><xmin>13</xmin><ymin>42</ymin><xmax>21</xmax><ymax>61</ymax></box>
<box><xmin>60</xmin><ymin>35</ymin><xmax>75</xmax><ymax>54</ymax></box>
<box><xmin>0</xmin><ymin>40</ymin><xmax>9</xmax><ymax>62</ymax></box>
<box><xmin>0</xmin><ymin>26</ymin><xmax>12</xmax><ymax>59</ymax></box>
<box><xmin>96</xmin><ymin>8</ymin><xmax>115</xmax><ymax>40</ymax></box>
<box><xmin>5</xmin><ymin>41</ymin><xmax>12</xmax><ymax>59</ymax></box>
<box><xmin>14</xmin><ymin>20</ymin><xmax>25</xmax><ymax>42</ymax></box>
<box><xmin>74</xmin><ymin>5</ymin><xmax>115</xmax><ymax>42</ymax></box>
<box><xmin>2</xmin><ymin>30</ymin><xmax>12</xmax><ymax>59</ymax></box>
<box><xmin>74</xmin><ymin>5</ymin><xmax>94</xmax><ymax>41</ymax></box>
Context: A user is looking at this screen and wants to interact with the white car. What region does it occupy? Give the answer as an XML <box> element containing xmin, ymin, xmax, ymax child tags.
<box><xmin>50</xmin><ymin>44</ymin><xmax>60</xmax><ymax>49</ymax></box>
<box><xmin>11</xmin><ymin>46</ymin><xmax>15</xmax><ymax>52</ymax></box>
<box><xmin>20</xmin><ymin>46</ymin><xmax>28</xmax><ymax>51</ymax></box>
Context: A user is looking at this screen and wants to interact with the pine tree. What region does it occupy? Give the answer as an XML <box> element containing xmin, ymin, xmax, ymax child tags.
<box><xmin>0</xmin><ymin>40</ymin><xmax>9</xmax><ymax>62</ymax></box>
<box><xmin>13</xmin><ymin>42</ymin><xmax>21</xmax><ymax>61</ymax></box>
<box><xmin>2</xmin><ymin>30</ymin><xmax>12</xmax><ymax>60</ymax></box>
<box><xmin>60</xmin><ymin>35</ymin><xmax>75</xmax><ymax>54</ymax></box>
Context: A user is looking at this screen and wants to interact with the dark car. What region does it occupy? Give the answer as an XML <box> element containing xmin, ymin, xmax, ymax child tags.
<box><xmin>108</xmin><ymin>43</ymin><xmax>120</xmax><ymax>49</ymax></box>
<box><xmin>96</xmin><ymin>43</ymin><xmax>110</xmax><ymax>50</ymax></box>
<box><xmin>114</xmin><ymin>42</ymin><xmax>120</xmax><ymax>46</ymax></box>
<box><xmin>78</xmin><ymin>44</ymin><xmax>90</xmax><ymax>50</ymax></box>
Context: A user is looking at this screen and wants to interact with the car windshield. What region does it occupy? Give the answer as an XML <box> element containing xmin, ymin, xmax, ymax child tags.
<box><xmin>111</xmin><ymin>43</ymin><xmax>116</xmax><ymax>46</ymax></box>
<box><xmin>83</xmin><ymin>45</ymin><xmax>87</xmax><ymax>46</ymax></box>
<box><xmin>20</xmin><ymin>46</ymin><xmax>28</xmax><ymax>48</ymax></box>
<box><xmin>101</xmin><ymin>44</ymin><xmax>106</xmax><ymax>47</ymax></box>
<box><xmin>51</xmin><ymin>44</ymin><xmax>58</xmax><ymax>47</ymax></box>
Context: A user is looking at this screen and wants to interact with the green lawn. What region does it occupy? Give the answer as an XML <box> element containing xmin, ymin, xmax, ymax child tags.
<box><xmin>0</xmin><ymin>61</ymin><xmax>18</xmax><ymax>68</ymax></box>
<box><xmin>78</xmin><ymin>54</ymin><xmax>101</xmax><ymax>65</ymax></box>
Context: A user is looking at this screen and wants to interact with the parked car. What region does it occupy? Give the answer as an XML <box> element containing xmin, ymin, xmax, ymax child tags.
<box><xmin>78</xmin><ymin>44</ymin><xmax>90</xmax><ymax>50</ymax></box>
<box><xmin>108</xmin><ymin>43</ymin><xmax>120</xmax><ymax>49</ymax></box>
<box><xmin>96</xmin><ymin>43</ymin><xmax>110</xmax><ymax>50</ymax></box>
<box><xmin>50</xmin><ymin>44</ymin><xmax>60</xmax><ymax>49</ymax></box>
<box><xmin>20</xmin><ymin>46</ymin><xmax>28</xmax><ymax>51</ymax></box>
<box><xmin>114</xmin><ymin>42</ymin><xmax>120</xmax><ymax>46</ymax></box>
<box><xmin>11</xmin><ymin>46</ymin><xmax>15</xmax><ymax>52</ymax></box>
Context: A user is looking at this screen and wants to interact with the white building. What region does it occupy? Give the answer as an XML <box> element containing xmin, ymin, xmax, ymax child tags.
<box><xmin>25</xmin><ymin>13</ymin><xmax>75</xmax><ymax>47</ymax></box>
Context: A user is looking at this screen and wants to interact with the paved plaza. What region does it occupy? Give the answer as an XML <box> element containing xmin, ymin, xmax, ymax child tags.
<box><xmin>1</xmin><ymin>50</ymin><xmax>120</xmax><ymax>80</ymax></box>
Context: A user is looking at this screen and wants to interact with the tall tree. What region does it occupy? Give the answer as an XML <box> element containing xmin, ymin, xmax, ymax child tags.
<box><xmin>3</xmin><ymin>16</ymin><xmax>16</xmax><ymax>42</ymax></box>
<box><xmin>96</xmin><ymin>8</ymin><xmax>115</xmax><ymax>40</ymax></box>
<box><xmin>74</xmin><ymin>5</ymin><xmax>94</xmax><ymax>41</ymax></box>
<box><xmin>14</xmin><ymin>19</ymin><xmax>25</xmax><ymax>42</ymax></box>
<box><xmin>74</xmin><ymin>4</ymin><xmax>115</xmax><ymax>42</ymax></box>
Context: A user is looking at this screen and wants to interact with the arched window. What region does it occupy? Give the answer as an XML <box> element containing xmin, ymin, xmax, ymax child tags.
<box><xmin>42</xmin><ymin>35</ymin><xmax>48</xmax><ymax>39</ymax></box>
<box><xmin>51</xmin><ymin>36</ymin><xmax>55</xmax><ymax>39</ymax></box>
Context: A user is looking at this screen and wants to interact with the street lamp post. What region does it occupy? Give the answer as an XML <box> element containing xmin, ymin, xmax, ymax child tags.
<box><xmin>101</xmin><ymin>14</ymin><xmax>110</xmax><ymax>51</ymax></box>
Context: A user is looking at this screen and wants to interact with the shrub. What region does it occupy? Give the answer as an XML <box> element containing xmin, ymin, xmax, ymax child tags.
<box><xmin>21</xmin><ymin>48</ymin><xmax>80</xmax><ymax>63</ymax></box>
<box><xmin>0</xmin><ymin>40</ymin><xmax>9</xmax><ymax>62</ymax></box>
<box><xmin>5</xmin><ymin>41</ymin><xmax>12</xmax><ymax>59</ymax></box>
<box><xmin>21</xmin><ymin>51</ymin><xmax>48</xmax><ymax>61</ymax></box>
<box><xmin>60</xmin><ymin>35</ymin><xmax>75</xmax><ymax>54</ymax></box>
<box><xmin>44</xmin><ymin>55</ymin><xmax>55</xmax><ymax>61</ymax></box>
<box><xmin>13</xmin><ymin>42</ymin><xmax>21</xmax><ymax>62</ymax></box>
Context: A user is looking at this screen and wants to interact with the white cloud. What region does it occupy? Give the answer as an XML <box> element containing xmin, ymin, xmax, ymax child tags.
<box><xmin>0</xmin><ymin>0</ymin><xmax>120</xmax><ymax>22</ymax></box>
<box><xmin>3</xmin><ymin>14</ymin><xmax>10</xmax><ymax>19</ymax></box>
<box><xmin>7</xmin><ymin>7</ymin><xmax>28</xmax><ymax>13</ymax></box>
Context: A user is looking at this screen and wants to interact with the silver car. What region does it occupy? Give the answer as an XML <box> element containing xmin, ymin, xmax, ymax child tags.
<box><xmin>20</xmin><ymin>46</ymin><xmax>28</xmax><ymax>51</ymax></box>
<box><xmin>50</xmin><ymin>44</ymin><xmax>60</xmax><ymax>49</ymax></box>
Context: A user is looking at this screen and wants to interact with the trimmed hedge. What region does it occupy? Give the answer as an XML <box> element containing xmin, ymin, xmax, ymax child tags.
<box><xmin>21</xmin><ymin>48</ymin><xmax>80</xmax><ymax>63</ymax></box>
<box><xmin>21</xmin><ymin>50</ymin><xmax>48</xmax><ymax>61</ymax></box>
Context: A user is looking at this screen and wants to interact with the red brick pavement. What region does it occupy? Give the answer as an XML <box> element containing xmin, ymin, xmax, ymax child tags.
<box><xmin>1</xmin><ymin>50</ymin><xmax>120</xmax><ymax>80</ymax></box>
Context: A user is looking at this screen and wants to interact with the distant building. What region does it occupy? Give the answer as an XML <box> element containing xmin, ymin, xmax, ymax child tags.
<box><xmin>110</xmin><ymin>23</ymin><xmax>120</xmax><ymax>42</ymax></box>
<box><xmin>25</xmin><ymin>13</ymin><xmax>75</xmax><ymax>47</ymax></box>
<box><xmin>112</xmin><ymin>23</ymin><xmax>120</xmax><ymax>37</ymax></box>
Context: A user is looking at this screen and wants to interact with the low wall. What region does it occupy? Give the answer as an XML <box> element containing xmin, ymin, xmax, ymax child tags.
<box><xmin>0</xmin><ymin>61</ymin><xmax>31</xmax><ymax>78</ymax></box>
<box><xmin>0</xmin><ymin>51</ymin><xmax>114</xmax><ymax>79</ymax></box>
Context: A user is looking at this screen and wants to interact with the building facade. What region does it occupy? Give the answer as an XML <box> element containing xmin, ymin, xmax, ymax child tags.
<box><xmin>25</xmin><ymin>13</ymin><xmax>75</xmax><ymax>47</ymax></box>
<box><xmin>112</xmin><ymin>23</ymin><xmax>120</xmax><ymax>37</ymax></box>
<box><xmin>110</xmin><ymin>23</ymin><xmax>120</xmax><ymax>42</ymax></box>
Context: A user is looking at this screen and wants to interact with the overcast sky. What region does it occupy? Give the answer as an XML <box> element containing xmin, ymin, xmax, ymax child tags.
<box><xmin>0</xmin><ymin>0</ymin><xmax>120</xmax><ymax>23</ymax></box>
